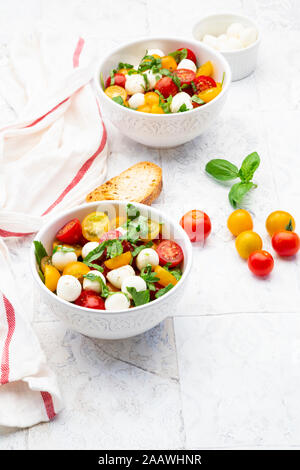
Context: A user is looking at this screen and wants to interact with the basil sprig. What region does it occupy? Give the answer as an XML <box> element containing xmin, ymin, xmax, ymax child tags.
<box><xmin>33</xmin><ymin>240</ymin><xmax>48</xmax><ymax>282</ymax></box>
<box><xmin>168</xmin><ymin>48</ymin><xmax>187</xmax><ymax>63</ymax></box>
<box><xmin>126</xmin><ymin>287</ymin><xmax>150</xmax><ymax>306</ymax></box>
<box><xmin>205</xmin><ymin>152</ymin><xmax>260</xmax><ymax>208</ymax></box>
<box><xmin>83</xmin><ymin>273</ymin><xmax>109</xmax><ymax>298</ymax></box>
<box><xmin>155</xmin><ymin>283</ymin><xmax>174</xmax><ymax>299</ymax></box>
<box><xmin>141</xmin><ymin>264</ymin><xmax>159</xmax><ymax>291</ymax></box>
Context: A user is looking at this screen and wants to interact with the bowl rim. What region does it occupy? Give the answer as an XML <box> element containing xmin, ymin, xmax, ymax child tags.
<box><xmin>192</xmin><ymin>12</ymin><xmax>261</xmax><ymax>54</ymax></box>
<box><xmin>30</xmin><ymin>200</ymin><xmax>193</xmax><ymax>316</ymax></box>
<box><xmin>94</xmin><ymin>35</ymin><xmax>231</xmax><ymax>117</ymax></box>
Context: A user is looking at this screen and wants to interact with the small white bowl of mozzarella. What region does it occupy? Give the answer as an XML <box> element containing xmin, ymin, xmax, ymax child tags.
<box><xmin>193</xmin><ymin>13</ymin><xmax>260</xmax><ymax>81</ymax></box>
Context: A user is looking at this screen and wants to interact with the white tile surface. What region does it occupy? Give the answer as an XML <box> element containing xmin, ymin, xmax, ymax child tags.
<box><xmin>175</xmin><ymin>314</ymin><xmax>300</xmax><ymax>448</ymax></box>
<box><xmin>1</xmin><ymin>0</ymin><xmax>300</xmax><ymax>450</ymax></box>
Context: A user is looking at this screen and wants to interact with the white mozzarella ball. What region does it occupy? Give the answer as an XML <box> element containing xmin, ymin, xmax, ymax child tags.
<box><xmin>136</xmin><ymin>248</ymin><xmax>159</xmax><ymax>271</ymax></box>
<box><xmin>57</xmin><ymin>275</ymin><xmax>81</xmax><ymax>302</ymax></box>
<box><xmin>226</xmin><ymin>36</ymin><xmax>243</xmax><ymax>50</ymax></box>
<box><xmin>202</xmin><ymin>34</ymin><xmax>218</xmax><ymax>49</ymax></box>
<box><xmin>121</xmin><ymin>276</ymin><xmax>147</xmax><ymax>299</ymax></box>
<box><xmin>147</xmin><ymin>48</ymin><xmax>165</xmax><ymax>57</ymax></box>
<box><xmin>226</xmin><ymin>22</ymin><xmax>244</xmax><ymax>39</ymax></box>
<box><xmin>81</xmin><ymin>242</ymin><xmax>99</xmax><ymax>259</ymax></box>
<box><xmin>170</xmin><ymin>92</ymin><xmax>193</xmax><ymax>113</ymax></box>
<box><xmin>105</xmin><ymin>293</ymin><xmax>130</xmax><ymax>311</ymax></box>
<box><xmin>116</xmin><ymin>226</ymin><xmax>127</xmax><ymax>237</ymax></box>
<box><xmin>239</xmin><ymin>27</ymin><xmax>257</xmax><ymax>47</ymax></box>
<box><xmin>144</xmin><ymin>69</ymin><xmax>161</xmax><ymax>89</ymax></box>
<box><xmin>177</xmin><ymin>58</ymin><xmax>197</xmax><ymax>73</ymax></box>
<box><xmin>52</xmin><ymin>250</ymin><xmax>77</xmax><ymax>271</ymax></box>
<box><xmin>125</xmin><ymin>74</ymin><xmax>145</xmax><ymax>95</ymax></box>
<box><xmin>216</xmin><ymin>34</ymin><xmax>229</xmax><ymax>51</ymax></box>
<box><xmin>83</xmin><ymin>270</ymin><xmax>106</xmax><ymax>293</ymax></box>
<box><xmin>107</xmin><ymin>265</ymin><xmax>135</xmax><ymax>289</ymax></box>
<box><xmin>128</xmin><ymin>93</ymin><xmax>145</xmax><ymax>109</ymax></box>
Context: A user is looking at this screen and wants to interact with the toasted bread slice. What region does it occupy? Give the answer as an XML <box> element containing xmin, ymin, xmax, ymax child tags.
<box><xmin>86</xmin><ymin>161</ymin><xmax>162</xmax><ymax>205</ymax></box>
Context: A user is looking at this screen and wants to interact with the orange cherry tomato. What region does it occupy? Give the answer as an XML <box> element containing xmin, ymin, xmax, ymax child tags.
<box><xmin>144</xmin><ymin>92</ymin><xmax>160</xmax><ymax>106</ymax></box>
<box><xmin>137</xmin><ymin>104</ymin><xmax>152</xmax><ymax>113</ymax></box>
<box><xmin>196</xmin><ymin>61</ymin><xmax>213</xmax><ymax>77</ymax></box>
<box><xmin>104</xmin><ymin>251</ymin><xmax>132</xmax><ymax>270</ymax></box>
<box><xmin>161</xmin><ymin>56</ymin><xmax>178</xmax><ymax>72</ymax></box>
<box><xmin>151</xmin><ymin>104</ymin><xmax>164</xmax><ymax>114</ymax></box>
<box><xmin>105</xmin><ymin>85</ymin><xmax>127</xmax><ymax>102</ymax></box>
<box><xmin>62</xmin><ymin>261</ymin><xmax>90</xmax><ymax>280</ymax></box>
<box><xmin>154</xmin><ymin>265</ymin><xmax>178</xmax><ymax>287</ymax></box>
<box><xmin>44</xmin><ymin>265</ymin><xmax>61</xmax><ymax>292</ymax></box>
<box><xmin>266</xmin><ymin>211</ymin><xmax>295</xmax><ymax>236</ymax></box>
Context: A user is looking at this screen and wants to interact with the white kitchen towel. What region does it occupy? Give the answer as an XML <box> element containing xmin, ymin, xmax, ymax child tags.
<box><xmin>0</xmin><ymin>28</ymin><xmax>108</xmax><ymax>428</ymax></box>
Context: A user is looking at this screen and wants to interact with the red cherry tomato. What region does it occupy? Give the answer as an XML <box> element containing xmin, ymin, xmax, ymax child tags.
<box><xmin>155</xmin><ymin>76</ymin><xmax>178</xmax><ymax>98</ymax></box>
<box><xmin>99</xmin><ymin>229</ymin><xmax>121</xmax><ymax>242</ymax></box>
<box><xmin>105</xmin><ymin>73</ymin><xmax>126</xmax><ymax>89</ymax></box>
<box><xmin>74</xmin><ymin>290</ymin><xmax>105</xmax><ymax>309</ymax></box>
<box><xmin>271</xmin><ymin>231</ymin><xmax>300</xmax><ymax>257</ymax></box>
<box><xmin>173</xmin><ymin>69</ymin><xmax>196</xmax><ymax>85</ymax></box>
<box><xmin>248</xmin><ymin>250</ymin><xmax>274</xmax><ymax>277</ymax></box>
<box><xmin>193</xmin><ymin>75</ymin><xmax>216</xmax><ymax>93</ymax></box>
<box><xmin>56</xmin><ymin>218</ymin><xmax>82</xmax><ymax>244</ymax></box>
<box><xmin>180</xmin><ymin>210</ymin><xmax>211</xmax><ymax>243</ymax></box>
<box><xmin>178</xmin><ymin>47</ymin><xmax>197</xmax><ymax>64</ymax></box>
<box><xmin>78</xmin><ymin>233</ymin><xmax>89</xmax><ymax>246</ymax></box>
<box><xmin>156</xmin><ymin>240</ymin><xmax>184</xmax><ymax>267</ymax></box>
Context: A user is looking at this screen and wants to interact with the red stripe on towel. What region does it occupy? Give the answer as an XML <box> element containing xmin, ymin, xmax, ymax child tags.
<box><xmin>40</xmin><ymin>391</ymin><xmax>56</xmax><ymax>420</ymax></box>
<box><xmin>0</xmin><ymin>295</ymin><xmax>16</xmax><ymax>384</ymax></box>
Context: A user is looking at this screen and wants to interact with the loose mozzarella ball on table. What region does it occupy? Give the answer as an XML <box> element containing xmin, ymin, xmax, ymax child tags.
<box><xmin>170</xmin><ymin>92</ymin><xmax>193</xmax><ymax>113</ymax></box>
<box><xmin>57</xmin><ymin>275</ymin><xmax>82</xmax><ymax>302</ymax></box>
<box><xmin>177</xmin><ymin>59</ymin><xmax>197</xmax><ymax>73</ymax></box>
<box><xmin>125</xmin><ymin>74</ymin><xmax>145</xmax><ymax>95</ymax></box>
<box><xmin>147</xmin><ymin>48</ymin><xmax>165</xmax><ymax>57</ymax></box>
<box><xmin>202</xmin><ymin>34</ymin><xmax>218</xmax><ymax>49</ymax></box>
<box><xmin>107</xmin><ymin>265</ymin><xmax>135</xmax><ymax>289</ymax></box>
<box><xmin>226</xmin><ymin>22</ymin><xmax>244</xmax><ymax>39</ymax></box>
<box><xmin>105</xmin><ymin>293</ymin><xmax>131</xmax><ymax>311</ymax></box>
<box><xmin>52</xmin><ymin>250</ymin><xmax>77</xmax><ymax>271</ymax></box>
<box><xmin>136</xmin><ymin>248</ymin><xmax>159</xmax><ymax>271</ymax></box>
<box><xmin>82</xmin><ymin>241</ymin><xmax>99</xmax><ymax>259</ymax></box>
<box><xmin>83</xmin><ymin>270</ymin><xmax>106</xmax><ymax>293</ymax></box>
<box><xmin>239</xmin><ymin>27</ymin><xmax>257</xmax><ymax>47</ymax></box>
<box><xmin>128</xmin><ymin>93</ymin><xmax>145</xmax><ymax>109</ymax></box>
<box><xmin>121</xmin><ymin>276</ymin><xmax>147</xmax><ymax>298</ymax></box>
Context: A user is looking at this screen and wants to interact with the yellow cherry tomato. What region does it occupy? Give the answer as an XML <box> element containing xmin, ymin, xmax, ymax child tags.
<box><xmin>154</xmin><ymin>265</ymin><xmax>178</xmax><ymax>287</ymax></box>
<box><xmin>235</xmin><ymin>231</ymin><xmax>263</xmax><ymax>260</ymax></box>
<box><xmin>227</xmin><ymin>209</ymin><xmax>253</xmax><ymax>237</ymax></box>
<box><xmin>144</xmin><ymin>92</ymin><xmax>160</xmax><ymax>106</ymax></box>
<box><xmin>110</xmin><ymin>216</ymin><xmax>127</xmax><ymax>230</ymax></box>
<box><xmin>62</xmin><ymin>261</ymin><xmax>90</xmax><ymax>280</ymax></box>
<box><xmin>52</xmin><ymin>241</ymin><xmax>82</xmax><ymax>258</ymax></box>
<box><xmin>141</xmin><ymin>219</ymin><xmax>160</xmax><ymax>241</ymax></box>
<box><xmin>118</xmin><ymin>68</ymin><xmax>130</xmax><ymax>75</ymax></box>
<box><xmin>161</xmin><ymin>56</ymin><xmax>177</xmax><ymax>72</ymax></box>
<box><xmin>266</xmin><ymin>211</ymin><xmax>296</xmax><ymax>236</ymax></box>
<box><xmin>104</xmin><ymin>251</ymin><xmax>132</xmax><ymax>270</ymax></box>
<box><xmin>137</xmin><ymin>104</ymin><xmax>152</xmax><ymax>113</ymax></box>
<box><xmin>151</xmin><ymin>104</ymin><xmax>164</xmax><ymax>114</ymax></box>
<box><xmin>82</xmin><ymin>211</ymin><xmax>110</xmax><ymax>241</ymax></box>
<box><xmin>198</xmin><ymin>83</ymin><xmax>222</xmax><ymax>103</ymax></box>
<box><xmin>41</xmin><ymin>256</ymin><xmax>52</xmax><ymax>273</ymax></box>
<box><xmin>104</xmin><ymin>85</ymin><xmax>127</xmax><ymax>102</ymax></box>
<box><xmin>44</xmin><ymin>265</ymin><xmax>61</xmax><ymax>292</ymax></box>
<box><xmin>196</xmin><ymin>61</ymin><xmax>213</xmax><ymax>77</ymax></box>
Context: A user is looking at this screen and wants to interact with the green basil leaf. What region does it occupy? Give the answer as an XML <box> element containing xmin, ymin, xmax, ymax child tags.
<box><xmin>131</xmin><ymin>241</ymin><xmax>153</xmax><ymax>257</ymax></box>
<box><xmin>155</xmin><ymin>283</ymin><xmax>174</xmax><ymax>299</ymax></box>
<box><xmin>112</xmin><ymin>96</ymin><xmax>125</xmax><ymax>106</ymax></box>
<box><xmin>126</xmin><ymin>287</ymin><xmax>150</xmax><ymax>306</ymax></box>
<box><xmin>191</xmin><ymin>95</ymin><xmax>205</xmax><ymax>105</ymax></box>
<box><xmin>83</xmin><ymin>273</ymin><xmax>109</xmax><ymax>298</ymax></box>
<box><xmin>228</xmin><ymin>182</ymin><xmax>256</xmax><ymax>208</ymax></box>
<box><xmin>33</xmin><ymin>241</ymin><xmax>48</xmax><ymax>268</ymax></box>
<box><xmin>83</xmin><ymin>242</ymin><xmax>106</xmax><ymax>263</ymax></box>
<box><xmin>178</xmin><ymin>103</ymin><xmax>188</xmax><ymax>112</ymax></box>
<box><xmin>100</xmin><ymin>72</ymin><xmax>105</xmax><ymax>90</ymax></box>
<box><xmin>205</xmin><ymin>159</ymin><xmax>239</xmax><ymax>181</ymax></box>
<box><xmin>168</xmin><ymin>48</ymin><xmax>187</xmax><ymax>63</ymax></box>
<box><xmin>52</xmin><ymin>245</ymin><xmax>75</xmax><ymax>255</ymax></box>
<box><xmin>84</xmin><ymin>262</ymin><xmax>104</xmax><ymax>272</ymax></box>
<box><xmin>238</xmin><ymin>152</ymin><xmax>260</xmax><ymax>182</ymax></box>
<box><xmin>106</xmin><ymin>239</ymin><xmax>123</xmax><ymax>259</ymax></box>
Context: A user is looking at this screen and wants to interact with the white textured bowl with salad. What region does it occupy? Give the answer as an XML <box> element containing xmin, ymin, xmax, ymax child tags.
<box><xmin>95</xmin><ymin>37</ymin><xmax>231</xmax><ymax>147</ymax></box>
<box><xmin>31</xmin><ymin>201</ymin><xmax>192</xmax><ymax>339</ymax></box>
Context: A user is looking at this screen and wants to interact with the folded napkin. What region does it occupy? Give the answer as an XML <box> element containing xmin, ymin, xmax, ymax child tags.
<box><xmin>0</xmin><ymin>27</ymin><xmax>108</xmax><ymax>428</ymax></box>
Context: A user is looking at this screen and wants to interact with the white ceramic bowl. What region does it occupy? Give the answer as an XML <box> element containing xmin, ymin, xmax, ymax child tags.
<box><xmin>94</xmin><ymin>37</ymin><xmax>231</xmax><ymax>148</ymax></box>
<box><xmin>30</xmin><ymin>201</ymin><xmax>192</xmax><ymax>340</ymax></box>
<box><xmin>193</xmin><ymin>13</ymin><xmax>260</xmax><ymax>81</ymax></box>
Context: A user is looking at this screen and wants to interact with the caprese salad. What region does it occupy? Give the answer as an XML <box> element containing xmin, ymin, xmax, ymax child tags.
<box><xmin>34</xmin><ymin>204</ymin><xmax>184</xmax><ymax>311</ymax></box>
<box><xmin>102</xmin><ymin>47</ymin><xmax>223</xmax><ymax>113</ymax></box>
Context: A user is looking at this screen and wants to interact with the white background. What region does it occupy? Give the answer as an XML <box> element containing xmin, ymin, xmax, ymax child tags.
<box><xmin>1</xmin><ymin>0</ymin><xmax>300</xmax><ymax>449</ymax></box>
